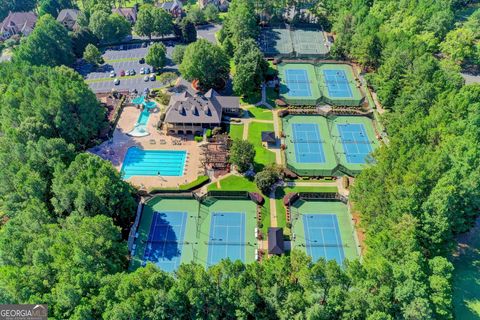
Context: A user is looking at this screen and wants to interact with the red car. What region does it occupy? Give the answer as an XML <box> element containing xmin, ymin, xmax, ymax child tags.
<box><xmin>120</xmin><ymin>70</ymin><xmax>125</xmax><ymax>77</ymax></box>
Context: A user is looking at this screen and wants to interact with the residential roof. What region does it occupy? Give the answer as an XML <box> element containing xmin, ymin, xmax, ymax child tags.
<box><xmin>56</xmin><ymin>9</ymin><xmax>80</xmax><ymax>23</ymax></box>
<box><xmin>161</xmin><ymin>0</ymin><xmax>183</xmax><ymax>11</ymax></box>
<box><xmin>164</xmin><ymin>90</ymin><xmax>239</xmax><ymax>124</ymax></box>
<box><xmin>0</xmin><ymin>11</ymin><xmax>37</xmax><ymax>34</ymax></box>
<box><xmin>268</xmin><ymin>227</ymin><xmax>285</xmax><ymax>255</ymax></box>
<box><xmin>261</xmin><ymin>131</ymin><xmax>276</xmax><ymax>143</ymax></box>
<box><xmin>112</xmin><ymin>7</ymin><xmax>137</xmax><ymax>22</ymax></box>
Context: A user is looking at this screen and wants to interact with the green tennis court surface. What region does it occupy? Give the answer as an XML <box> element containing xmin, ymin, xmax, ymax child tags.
<box><xmin>283</xmin><ymin>115</ymin><xmax>379</xmax><ymax>176</ymax></box>
<box><xmin>131</xmin><ymin>196</ymin><xmax>257</xmax><ymax>272</ymax></box>
<box><xmin>278</xmin><ymin>63</ymin><xmax>364</xmax><ymax>107</ymax></box>
<box><xmin>291</xmin><ymin>200</ymin><xmax>359</xmax><ymax>264</ymax></box>
<box><xmin>259</xmin><ymin>27</ymin><xmax>329</xmax><ymax>58</ymax></box>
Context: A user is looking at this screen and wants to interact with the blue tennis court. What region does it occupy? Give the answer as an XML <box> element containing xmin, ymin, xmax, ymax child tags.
<box><xmin>303</xmin><ymin>214</ymin><xmax>345</xmax><ymax>265</ymax></box>
<box><xmin>337</xmin><ymin>124</ymin><xmax>372</xmax><ymax>164</ymax></box>
<box><xmin>285</xmin><ymin>69</ymin><xmax>312</xmax><ymax>97</ymax></box>
<box><xmin>323</xmin><ymin>69</ymin><xmax>353</xmax><ymax>98</ymax></box>
<box><xmin>292</xmin><ymin>123</ymin><xmax>325</xmax><ymax>163</ymax></box>
<box><xmin>207</xmin><ymin>212</ymin><xmax>246</xmax><ymax>266</ymax></box>
<box><xmin>143</xmin><ymin>211</ymin><xmax>187</xmax><ymax>272</ymax></box>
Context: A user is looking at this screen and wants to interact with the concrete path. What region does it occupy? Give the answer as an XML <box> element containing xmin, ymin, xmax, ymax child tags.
<box><xmin>255</xmin><ymin>84</ymin><xmax>273</xmax><ymax>109</ymax></box>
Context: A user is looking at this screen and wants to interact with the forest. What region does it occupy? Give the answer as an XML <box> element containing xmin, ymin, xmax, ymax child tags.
<box><xmin>0</xmin><ymin>0</ymin><xmax>479</xmax><ymax>319</ymax></box>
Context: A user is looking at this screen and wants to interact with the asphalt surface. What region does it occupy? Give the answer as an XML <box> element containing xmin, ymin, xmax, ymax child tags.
<box><xmin>78</xmin><ymin>24</ymin><xmax>221</xmax><ymax>93</ymax></box>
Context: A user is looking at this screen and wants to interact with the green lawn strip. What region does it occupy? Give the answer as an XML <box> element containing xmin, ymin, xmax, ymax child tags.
<box><xmin>452</xmin><ymin>228</ymin><xmax>480</xmax><ymax>319</ymax></box>
<box><xmin>274</xmin><ymin>185</ymin><xmax>339</xmax><ymax>238</ymax></box>
<box><xmin>228</xmin><ymin>123</ymin><xmax>244</xmax><ymax>140</ymax></box>
<box><xmin>248</xmin><ymin>121</ymin><xmax>276</xmax><ymax>171</ymax></box>
<box><xmin>104</xmin><ymin>57</ymin><xmax>140</xmax><ymax>63</ymax></box>
<box><xmin>85</xmin><ymin>74</ymin><xmax>145</xmax><ymax>83</ymax></box>
<box><xmin>245</xmin><ymin>105</ymin><xmax>273</xmax><ymax>121</ymax></box>
<box><xmin>207</xmin><ymin>175</ymin><xmax>271</xmax><ymax>234</ymax></box>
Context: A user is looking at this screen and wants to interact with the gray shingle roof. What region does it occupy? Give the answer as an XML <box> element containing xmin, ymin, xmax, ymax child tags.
<box><xmin>1</xmin><ymin>11</ymin><xmax>37</xmax><ymax>34</ymax></box>
<box><xmin>268</xmin><ymin>227</ymin><xmax>285</xmax><ymax>255</ymax></box>
<box><xmin>56</xmin><ymin>9</ymin><xmax>80</xmax><ymax>22</ymax></box>
<box><xmin>164</xmin><ymin>90</ymin><xmax>239</xmax><ymax>124</ymax></box>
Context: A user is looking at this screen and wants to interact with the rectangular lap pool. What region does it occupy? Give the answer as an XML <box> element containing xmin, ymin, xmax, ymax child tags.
<box><xmin>121</xmin><ymin>147</ymin><xmax>187</xmax><ymax>179</ymax></box>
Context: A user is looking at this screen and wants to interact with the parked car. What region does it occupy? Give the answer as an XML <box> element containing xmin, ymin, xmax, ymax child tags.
<box><xmin>139</xmin><ymin>57</ymin><xmax>145</xmax><ymax>63</ymax></box>
<box><xmin>140</xmin><ymin>67</ymin><xmax>145</xmax><ymax>74</ymax></box>
<box><xmin>149</xmin><ymin>74</ymin><xmax>156</xmax><ymax>81</ymax></box>
<box><xmin>145</xmin><ymin>67</ymin><xmax>151</xmax><ymax>74</ymax></box>
<box><xmin>120</xmin><ymin>70</ymin><xmax>125</xmax><ymax>77</ymax></box>
<box><xmin>130</xmin><ymin>69</ymin><xmax>136</xmax><ymax>76</ymax></box>
<box><xmin>141</xmin><ymin>43</ymin><xmax>147</xmax><ymax>48</ymax></box>
<box><xmin>109</xmin><ymin>71</ymin><xmax>116</xmax><ymax>78</ymax></box>
<box><xmin>143</xmin><ymin>76</ymin><xmax>149</xmax><ymax>82</ymax></box>
<box><xmin>113</xmin><ymin>78</ymin><xmax>120</xmax><ymax>85</ymax></box>
<box><xmin>125</xmin><ymin>70</ymin><xmax>130</xmax><ymax>76</ymax></box>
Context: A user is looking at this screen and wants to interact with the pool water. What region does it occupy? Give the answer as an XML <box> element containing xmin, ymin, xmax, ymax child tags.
<box><xmin>121</xmin><ymin>147</ymin><xmax>187</xmax><ymax>179</ymax></box>
<box><xmin>137</xmin><ymin>109</ymin><xmax>150</xmax><ymax>125</ymax></box>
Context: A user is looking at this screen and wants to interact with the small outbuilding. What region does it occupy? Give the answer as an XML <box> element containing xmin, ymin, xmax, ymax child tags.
<box><xmin>261</xmin><ymin>131</ymin><xmax>276</xmax><ymax>145</ymax></box>
<box><xmin>268</xmin><ymin>227</ymin><xmax>285</xmax><ymax>255</ymax></box>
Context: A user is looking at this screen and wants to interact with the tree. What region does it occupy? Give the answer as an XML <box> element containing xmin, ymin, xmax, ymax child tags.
<box><xmin>229</xmin><ymin>139</ymin><xmax>255</xmax><ymax>173</ymax></box>
<box><xmin>134</xmin><ymin>4</ymin><xmax>156</xmax><ymax>39</ymax></box>
<box><xmin>179</xmin><ymin>39</ymin><xmax>229</xmax><ymax>89</ymax></box>
<box><xmin>0</xmin><ymin>63</ymin><xmax>106</xmax><ymax>147</ymax></box>
<box><xmin>89</xmin><ymin>11</ymin><xmax>131</xmax><ymax>43</ymax></box>
<box><xmin>171</xmin><ymin>45</ymin><xmax>186</xmax><ymax>64</ymax></box>
<box><xmin>145</xmin><ymin>43</ymin><xmax>167</xmax><ymax>70</ymax></box>
<box><xmin>83</xmin><ymin>44</ymin><xmax>103</xmax><ymax>66</ymax></box>
<box><xmin>204</xmin><ymin>4</ymin><xmax>219</xmax><ymax>22</ymax></box>
<box><xmin>14</xmin><ymin>14</ymin><xmax>74</xmax><ymax>67</ymax></box>
<box><xmin>180</xmin><ymin>20</ymin><xmax>197</xmax><ymax>43</ymax></box>
<box><xmin>254</xmin><ymin>165</ymin><xmax>281</xmax><ymax>194</ymax></box>
<box><xmin>152</xmin><ymin>7</ymin><xmax>173</xmax><ymax>38</ymax></box>
<box><xmin>71</xmin><ymin>28</ymin><xmax>99</xmax><ymax>58</ymax></box>
<box><xmin>186</xmin><ymin>6</ymin><xmax>206</xmax><ymax>25</ymax></box>
<box><xmin>440</xmin><ymin>27</ymin><xmax>476</xmax><ymax>64</ymax></box>
<box><xmin>233</xmin><ymin>39</ymin><xmax>268</xmax><ymax>96</ymax></box>
<box><xmin>51</xmin><ymin>153</ymin><xmax>136</xmax><ymax>225</ymax></box>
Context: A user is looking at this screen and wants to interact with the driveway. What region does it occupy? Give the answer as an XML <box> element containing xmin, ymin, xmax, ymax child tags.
<box><xmin>196</xmin><ymin>24</ymin><xmax>221</xmax><ymax>44</ymax></box>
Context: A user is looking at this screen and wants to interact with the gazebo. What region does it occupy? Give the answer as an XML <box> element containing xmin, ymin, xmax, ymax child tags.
<box><xmin>268</xmin><ymin>227</ymin><xmax>285</xmax><ymax>255</ymax></box>
<box><xmin>261</xmin><ymin>131</ymin><xmax>276</xmax><ymax>146</ymax></box>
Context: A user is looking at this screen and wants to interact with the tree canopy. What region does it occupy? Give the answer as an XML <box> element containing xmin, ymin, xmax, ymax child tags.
<box><xmin>145</xmin><ymin>43</ymin><xmax>167</xmax><ymax>70</ymax></box>
<box><xmin>229</xmin><ymin>139</ymin><xmax>255</xmax><ymax>173</ymax></box>
<box><xmin>14</xmin><ymin>14</ymin><xmax>74</xmax><ymax>67</ymax></box>
<box><xmin>179</xmin><ymin>39</ymin><xmax>229</xmax><ymax>89</ymax></box>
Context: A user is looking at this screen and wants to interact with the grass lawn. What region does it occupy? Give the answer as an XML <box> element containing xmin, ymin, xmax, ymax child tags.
<box><xmin>246</xmin><ymin>105</ymin><xmax>273</xmax><ymax>121</ymax></box>
<box><xmin>452</xmin><ymin>222</ymin><xmax>480</xmax><ymax>320</ymax></box>
<box><xmin>248</xmin><ymin>122</ymin><xmax>276</xmax><ymax>171</ymax></box>
<box><xmin>274</xmin><ymin>185</ymin><xmax>339</xmax><ymax>237</ymax></box>
<box><xmin>228</xmin><ymin>123</ymin><xmax>244</xmax><ymax>140</ymax></box>
<box><xmin>208</xmin><ymin>175</ymin><xmax>271</xmax><ymax>234</ymax></box>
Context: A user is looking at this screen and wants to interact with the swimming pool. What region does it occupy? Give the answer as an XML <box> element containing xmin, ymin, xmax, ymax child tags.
<box><xmin>121</xmin><ymin>147</ymin><xmax>187</xmax><ymax>179</ymax></box>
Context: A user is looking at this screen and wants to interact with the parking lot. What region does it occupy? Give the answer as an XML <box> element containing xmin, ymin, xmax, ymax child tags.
<box><xmin>81</xmin><ymin>42</ymin><xmax>178</xmax><ymax>93</ymax></box>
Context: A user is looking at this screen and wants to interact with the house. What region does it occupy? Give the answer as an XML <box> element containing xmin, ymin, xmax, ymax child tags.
<box><xmin>268</xmin><ymin>227</ymin><xmax>285</xmax><ymax>255</ymax></box>
<box><xmin>56</xmin><ymin>9</ymin><xmax>80</xmax><ymax>30</ymax></box>
<box><xmin>198</xmin><ymin>0</ymin><xmax>230</xmax><ymax>11</ymax></box>
<box><xmin>164</xmin><ymin>89</ymin><xmax>240</xmax><ymax>135</ymax></box>
<box><xmin>0</xmin><ymin>11</ymin><xmax>37</xmax><ymax>40</ymax></box>
<box><xmin>112</xmin><ymin>6</ymin><xmax>137</xmax><ymax>24</ymax></box>
<box><xmin>159</xmin><ymin>0</ymin><xmax>184</xmax><ymax>18</ymax></box>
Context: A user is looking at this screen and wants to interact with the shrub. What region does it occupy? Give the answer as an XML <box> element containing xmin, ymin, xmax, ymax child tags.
<box><xmin>206</xmin><ymin>129</ymin><xmax>212</xmax><ymax>138</ymax></box>
<box><xmin>155</xmin><ymin>91</ymin><xmax>171</xmax><ymax>105</ymax></box>
<box><xmin>194</xmin><ymin>136</ymin><xmax>203</xmax><ymax>142</ymax></box>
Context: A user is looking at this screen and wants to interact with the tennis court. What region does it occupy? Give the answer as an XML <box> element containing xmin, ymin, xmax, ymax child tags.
<box><xmin>143</xmin><ymin>211</ymin><xmax>187</xmax><ymax>272</ymax></box>
<box><xmin>292</xmin><ymin>123</ymin><xmax>325</xmax><ymax>163</ymax></box>
<box><xmin>207</xmin><ymin>212</ymin><xmax>246</xmax><ymax>266</ymax></box>
<box><xmin>337</xmin><ymin>124</ymin><xmax>373</xmax><ymax>164</ymax></box>
<box><xmin>285</xmin><ymin>69</ymin><xmax>312</xmax><ymax>97</ymax></box>
<box><xmin>303</xmin><ymin>214</ymin><xmax>345</xmax><ymax>265</ymax></box>
<box><xmin>323</xmin><ymin>69</ymin><xmax>353</xmax><ymax>98</ymax></box>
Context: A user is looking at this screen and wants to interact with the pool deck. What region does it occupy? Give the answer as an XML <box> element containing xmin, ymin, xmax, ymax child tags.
<box><xmin>90</xmin><ymin>104</ymin><xmax>202</xmax><ymax>190</ymax></box>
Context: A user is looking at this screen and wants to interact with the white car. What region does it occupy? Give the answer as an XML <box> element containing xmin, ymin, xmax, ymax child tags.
<box><xmin>113</xmin><ymin>78</ymin><xmax>120</xmax><ymax>85</ymax></box>
<box><xmin>140</xmin><ymin>68</ymin><xmax>145</xmax><ymax>74</ymax></box>
<box><xmin>143</xmin><ymin>76</ymin><xmax>149</xmax><ymax>82</ymax></box>
<box><xmin>109</xmin><ymin>71</ymin><xmax>116</xmax><ymax>78</ymax></box>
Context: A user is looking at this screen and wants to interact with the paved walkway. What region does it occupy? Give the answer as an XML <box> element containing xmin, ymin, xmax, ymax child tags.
<box><xmin>255</xmin><ymin>84</ymin><xmax>273</xmax><ymax>109</ymax></box>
